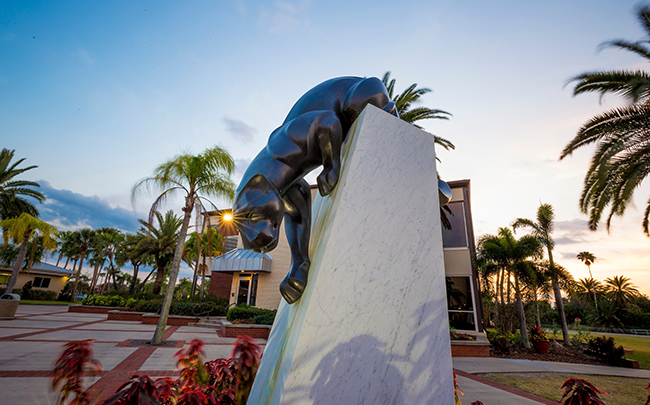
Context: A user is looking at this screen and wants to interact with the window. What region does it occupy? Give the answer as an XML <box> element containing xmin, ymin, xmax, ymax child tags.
<box><xmin>0</xmin><ymin>272</ymin><xmax>10</xmax><ymax>285</ymax></box>
<box><xmin>33</xmin><ymin>277</ymin><xmax>51</xmax><ymax>288</ymax></box>
<box><xmin>447</xmin><ymin>276</ymin><xmax>476</xmax><ymax>330</ymax></box>
<box><xmin>442</xmin><ymin>201</ymin><xmax>467</xmax><ymax>248</ymax></box>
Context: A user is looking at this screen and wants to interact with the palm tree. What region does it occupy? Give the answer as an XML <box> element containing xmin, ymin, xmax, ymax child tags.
<box><xmin>573</xmin><ymin>278</ymin><xmax>603</xmax><ymax>304</ymax></box>
<box><xmin>0</xmin><ymin>213</ymin><xmax>57</xmax><ymax>292</ymax></box>
<box><xmin>116</xmin><ymin>233</ymin><xmax>150</xmax><ymax>293</ymax></box>
<box><xmin>512</xmin><ymin>203</ymin><xmax>572</xmax><ymax>345</ymax></box>
<box><xmin>136</xmin><ymin>211</ymin><xmax>182</xmax><ymax>295</ymax></box>
<box><xmin>0</xmin><ymin>149</ymin><xmax>45</xmax><ymax>220</ymax></box>
<box><xmin>96</xmin><ymin>228</ymin><xmax>124</xmax><ymax>294</ymax></box>
<box><xmin>476</xmin><ymin>227</ymin><xmax>542</xmax><ymax>347</ymax></box>
<box><xmin>71</xmin><ymin>229</ymin><xmax>97</xmax><ymax>299</ymax></box>
<box><xmin>132</xmin><ymin>146</ymin><xmax>235</xmax><ymax>344</ymax></box>
<box><xmin>604</xmin><ymin>275</ymin><xmax>639</xmax><ymax>309</ymax></box>
<box><xmin>576</xmin><ymin>251</ymin><xmax>598</xmax><ymax>313</ymax></box>
<box><xmin>184</xmin><ymin>228</ymin><xmax>224</xmax><ymax>297</ymax></box>
<box><xmin>559</xmin><ymin>6</ymin><xmax>650</xmax><ymax>235</ymax></box>
<box><xmin>381</xmin><ymin>72</ymin><xmax>455</xmax><ymax>152</ymax></box>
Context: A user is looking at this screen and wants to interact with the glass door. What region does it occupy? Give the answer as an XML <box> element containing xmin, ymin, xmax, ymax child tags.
<box><xmin>237</xmin><ymin>277</ymin><xmax>250</xmax><ymax>306</ymax></box>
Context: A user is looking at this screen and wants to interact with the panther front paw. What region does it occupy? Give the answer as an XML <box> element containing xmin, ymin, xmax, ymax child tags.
<box><xmin>317</xmin><ymin>167</ymin><xmax>339</xmax><ymax>196</ymax></box>
<box><xmin>279</xmin><ymin>262</ymin><xmax>309</xmax><ymax>304</ymax></box>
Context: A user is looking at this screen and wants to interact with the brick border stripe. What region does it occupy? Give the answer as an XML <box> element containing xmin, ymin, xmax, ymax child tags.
<box><xmin>89</xmin><ymin>326</ymin><xmax>180</xmax><ymax>403</ymax></box>
<box><xmin>0</xmin><ymin>370</ymin><xmax>108</xmax><ymax>378</ymax></box>
<box><xmin>454</xmin><ymin>369</ymin><xmax>560</xmax><ymax>404</ymax></box>
<box><xmin>0</xmin><ymin>319</ymin><xmax>107</xmax><ymax>341</ymax></box>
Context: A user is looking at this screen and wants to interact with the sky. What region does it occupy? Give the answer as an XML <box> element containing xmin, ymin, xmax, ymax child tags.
<box><xmin>2</xmin><ymin>0</ymin><xmax>650</xmax><ymax>294</ymax></box>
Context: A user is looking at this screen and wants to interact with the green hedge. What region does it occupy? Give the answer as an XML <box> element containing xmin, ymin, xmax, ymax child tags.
<box><xmin>227</xmin><ymin>304</ymin><xmax>276</xmax><ymax>325</ymax></box>
<box><xmin>0</xmin><ymin>287</ymin><xmax>57</xmax><ymax>301</ymax></box>
<box><xmin>81</xmin><ymin>295</ymin><xmax>133</xmax><ymax>307</ymax></box>
<box><xmin>126</xmin><ymin>298</ymin><xmax>227</xmax><ymax>317</ymax></box>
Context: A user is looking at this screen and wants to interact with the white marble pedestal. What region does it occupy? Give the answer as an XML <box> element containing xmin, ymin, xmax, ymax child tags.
<box><xmin>247</xmin><ymin>105</ymin><xmax>454</xmax><ymax>404</ymax></box>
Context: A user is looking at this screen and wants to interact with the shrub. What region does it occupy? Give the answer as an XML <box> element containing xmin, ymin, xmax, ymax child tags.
<box><xmin>29</xmin><ymin>289</ymin><xmax>57</xmax><ymax>301</ymax></box>
<box><xmin>227</xmin><ymin>304</ymin><xmax>276</xmax><ymax>325</ymax></box>
<box><xmin>127</xmin><ymin>299</ymin><xmax>163</xmax><ymax>313</ymax></box>
<box><xmin>21</xmin><ymin>281</ymin><xmax>33</xmax><ymax>300</ymax></box>
<box><xmin>585</xmin><ymin>336</ymin><xmax>625</xmax><ymax>367</ymax></box>
<box><xmin>490</xmin><ymin>337</ymin><xmax>511</xmax><ymax>354</ymax></box>
<box><xmin>81</xmin><ymin>295</ymin><xmax>127</xmax><ymax>307</ymax></box>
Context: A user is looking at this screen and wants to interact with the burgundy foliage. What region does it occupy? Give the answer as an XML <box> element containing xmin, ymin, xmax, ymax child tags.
<box><xmin>561</xmin><ymin>378</ymin><xmax>607</xmax><ymax>405</ymax></box>
<box><xmin>87</xmin><ymin>336</ymin><xmax>262</xmax><ymax>405</ymax></box>
<box><xmin>52</xmin><ymin>339</ymin><xmax>102</xmax><ymax>405</ymax></box>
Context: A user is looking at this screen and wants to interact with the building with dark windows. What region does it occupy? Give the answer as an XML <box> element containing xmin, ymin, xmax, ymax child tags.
<box><xmin>443</xmin><ymin>180</ymin><xmax>483</xmax><ymax>332</ymax></box>
<box><xmin>207</xmin><ymin>180</ymin><xmax>484</xmax><ymax>332</ymax></box>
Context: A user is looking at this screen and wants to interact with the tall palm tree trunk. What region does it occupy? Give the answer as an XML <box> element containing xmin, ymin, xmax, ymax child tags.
<box><xmin>533</xmin><ymin>289</ymin><xmax>541</xmax><ymax>327</ymax></box>
<box><xmin>27</xmin><ymin>234</ymin><xmax>39</xmax><ymax>272</ymax></box>
<box><xmin>514</xmin><ymin>274</ymin><xmax>530</xmax><ymax>348</ymax></box>
<box><xmin>64</xmin><ymin>256</ymin><xmax>70</xmax><ymax>269</ymax></box>
<box><xmin>190</xmin><ymin>259</ymin><xmax>200</xmax><ymax>297</ymax></box>
<box><xmin>56</xmin><ymin>251</ymin><xmax>63</xmax><ymax>267</ymax></box>
<box><xmin>152</xmin><ymin>200</ymin><xmax>193</xmax><ymax>345</ymax></box>
<box><xmin>129</xmin><ymin>263</ymin><xmax>139</xmax><ymax>293</ymax></box>
<box><xmin>5</xmin><ymin>231</ymin><xmax>31</xmax><ymax>293</ymax></box>
<box><xmin>152</xmin><ymin>263</ymin><xmax>166</xmax><ymax>295</ymax></box>
<box><xmin>71</xmin><ymin>250</ymin><xmax>87</xmax><ymax>299</ymax></box>
<box><xmin>90</xmin><ymin>263</ymin><xmax>100</xmax><ymax>294</ymax></box>
<box><xmin>588</xmin><ymin>265</ymin><xmax>599</xmax><ymax>314</ymax></box>
<box><xmin>138</xmin><ymin>269</ymin><xmax>155</xmax><ymax>293</ymax></box>
<box><xmin>549</xmin><ymin>251</ymin><xmax>570</xmax><ymax>345</ymax></box>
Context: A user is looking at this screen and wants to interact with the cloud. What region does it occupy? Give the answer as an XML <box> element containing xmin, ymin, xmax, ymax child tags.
<box><xmin>37</xmin><ymin>181</ymin><xmax>142</xmax><ymax>233</ymax></box>
<box><xmin>223</xmin><ymin>117</ymin><xmax>257</xmax><ymax>142</ymax></box>
<box><xmin>555</xmin><ymin>218</ymin><xmax>590</xmax><ymax>232</ymax></box>
<box><xmin>259</xmin><ymin>0</ymin><xmax>312</xmax><ymax>34</ymax></box>
<box><xmin>76</xmin><ymin>49</ymin><xmax>95</xmax><ymax>66</ymax></box>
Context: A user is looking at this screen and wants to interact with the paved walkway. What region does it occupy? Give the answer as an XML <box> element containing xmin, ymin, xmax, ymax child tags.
<box><xmin>0</xmin><ymin>304</ymin><xmax>265</xmax><ymax>404</ymax></box>
<box><xmin>453</xmin><ymin>357</ymin><xmax>650</xmax><ymax>404</ymax></box>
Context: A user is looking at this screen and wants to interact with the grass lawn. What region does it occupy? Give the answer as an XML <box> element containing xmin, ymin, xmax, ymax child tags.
<box><xmin>479</xmin><ymin>372</ymin><xmax>648</xmax><ymax>405</ymax></box>
<box><xmin>20</xmin><ymin>300</ymin><xmax>81</xmax><ymax>305</ymax></box>
<box><xmin>549</xmin><ymin>332</ymin><xmax>650</xmax><ymax>370</ymax></box>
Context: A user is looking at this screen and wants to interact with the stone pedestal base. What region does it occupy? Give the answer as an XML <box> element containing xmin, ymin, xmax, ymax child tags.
<box><xmin>248</xmin><ymin>106</ymin><xmax>454</xmax><ymax>404</ymax></box>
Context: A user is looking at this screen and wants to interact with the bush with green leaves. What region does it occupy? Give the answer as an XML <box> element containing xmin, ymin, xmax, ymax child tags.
<box><xmin>227</xmin><ymin>304</ymin><xmax>276</xmax><ymax>325</ymax></box>
<box><xmin>81</xmin><ymin>295</ymin><xmax>127</xmax><ymax>307</ymax></box>
<box><xmin>28</xmin><ymin>289</ymin><xmax>57</xmax><ymax>301</ymax></box>
<box><xmin>585</xmin><ymin>336</ymin><xmax>625</xmax><ymax>367</ymax></box>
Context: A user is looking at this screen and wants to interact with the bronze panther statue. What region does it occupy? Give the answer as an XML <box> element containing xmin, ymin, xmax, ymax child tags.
<box><xmin>232</xmin><ymin>76</ymin><xmax>398</xmax><ymax>304</ymax></box>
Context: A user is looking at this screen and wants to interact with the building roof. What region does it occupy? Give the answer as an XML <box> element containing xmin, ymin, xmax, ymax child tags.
<box><xmin>211</xmin><ymin>248</ymin><xmax>273</xmax><ymax>273</ymax></box>
<box><xmin>0</xmin><ymin>262</ymin><xmax>75</xmax><ymax>277</ymax></box>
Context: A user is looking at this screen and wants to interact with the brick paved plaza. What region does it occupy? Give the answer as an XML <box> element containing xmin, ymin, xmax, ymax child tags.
<box><xmin>0</xmin><ymin>304</ymin><xmax>266</xmax><ymax>404</ymax></box>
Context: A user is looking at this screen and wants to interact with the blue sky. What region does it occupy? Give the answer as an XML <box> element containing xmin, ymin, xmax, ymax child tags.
<box><xmin>3</xmin><ymin>1</ymin><xmax>650</xmax><ymax>293</ymax></box>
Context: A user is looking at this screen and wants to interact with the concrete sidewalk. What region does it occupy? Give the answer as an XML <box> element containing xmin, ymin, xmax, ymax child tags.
<box><xmin>0</xmin><ymin>304</ymin><xmax>265</xmax><ymax>404</ymax></box>
<box><xmin>453</xmin><ymin>357</ymin><xmax>650</xmax><ymax>404</ymax></box>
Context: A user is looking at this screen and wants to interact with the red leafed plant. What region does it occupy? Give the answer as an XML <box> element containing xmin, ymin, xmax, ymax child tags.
<box><xmin>231</xmin><ymin>335</ymin><xmax>262</xmax><ymax>405</ymax></box>
<box><xmin>561</xmin><ymin>378</ymin><xmax>607</xmax><ymax>405</ymax></box>
<box><xmin>100</xmin><ymin>375</ymin><xmax>161</xmax><ymax>405</ymax></box>
<box><xmin>176</xmin><ymin>339</ymin><xmax>209</xmax><ymax>387</ymax></box>
<box><xmin>52</xmin><ymin>339</ymin><xmax>102</xmax><ymax>405</ymax></box>
<box><xmin>87</xmin><ymin>335</ymin><xmax>261</xmax><ymax>405</ymax></box>
<box><xmin>645</xmin><ymin>382</ymin><xmax>649</xmax><ymax>405</ymax></box>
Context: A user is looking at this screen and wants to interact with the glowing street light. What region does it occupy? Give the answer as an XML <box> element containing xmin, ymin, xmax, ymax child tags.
<box><xmin>222</xmin><ymin>212</ymin><xmax>233</xmax><ymax>223</ymax></box>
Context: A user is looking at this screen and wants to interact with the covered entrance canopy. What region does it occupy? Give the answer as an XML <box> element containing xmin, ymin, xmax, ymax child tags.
<box><xmin>211</xmin><ymin>248</ymin><xmax>273</xmax><ymax>273</ymax></box>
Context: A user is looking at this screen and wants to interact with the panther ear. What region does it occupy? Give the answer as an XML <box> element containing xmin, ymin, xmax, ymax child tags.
<box><xmin>246</xmin><ymin>174</ymin><xmax>274</xmax><ymax>194</ymax></box>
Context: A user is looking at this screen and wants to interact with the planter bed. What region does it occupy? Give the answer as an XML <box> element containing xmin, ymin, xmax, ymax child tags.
<box><xmin>450</xmin><ymin>331</ymin><xmax>491</xmax><ymax>357</ymax></box>
<box><xmin>220</xmin><ymin>320</ymin><xmax>271</xmax><ymax>339</ymax></box>
<box><xmin>107</xmin><ymin>310</ymin><xmax>145</xmax><ymax>322</ymax></box>
<box><xmin>142</xmin><ymin>313</ymin><xmax>197</xmax><ymax>326</ymax></box>
<box><xmin>68</xmin><ymin>305</ymin><xmax>127</xmax><ymax>314</ymax></box>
